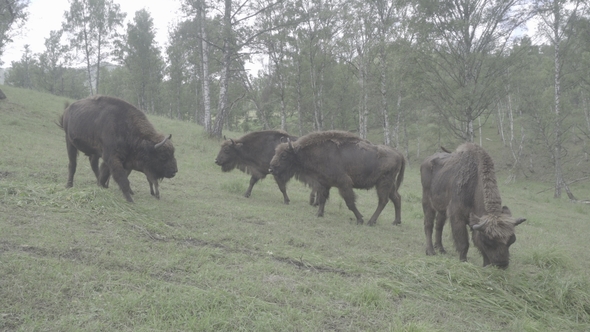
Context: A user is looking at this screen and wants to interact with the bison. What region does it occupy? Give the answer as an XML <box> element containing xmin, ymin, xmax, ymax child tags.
<box><xmin>269</xmin><ymin>130</ymin><xmax>405</xmax><ymax>225</ymax></box>
<box><xmin>420</xmin><ymin>143</ymin><xmax>526</xmax><ymax>268</ymax></box>
<box><xmin>215</xmin><ymin>130</ymin><xmax>300</xmax><ymax>204</ymax></box>
<box><xmin>58</xmin><ymin>95</ymin><xmax>178</xmax><ymax>202</ymax></box>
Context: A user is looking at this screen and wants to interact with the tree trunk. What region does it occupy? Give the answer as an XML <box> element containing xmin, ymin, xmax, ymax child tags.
<box><xmin>296</xmin><ymin>52</ymin><xmax>303</xmax><ymax>136</ymax></box>
<box><xmin>553</xmin><ymin>36</ymin><xmax>563</xmax><ymax>198</ymax></box>
<box><xmin>467</xmin><ymin>110</ymin><xmax>474</xmax><ymax>142</ymax></box>
<box><xmin>358</xmin><ymin>47</ymin><xmax>367</xmax><ymax>139</ymax></box>
<box><xmin>200</xmin><ymin>1</ymin><xmax>211</xmax><ymax>131</ymax></box>
<box><xmin>79</xmin><ymin>19</ymin><xmax>95</xmax><ymax>96</ymax></box>
<box><xmin>380</xmin><ymin>47</ymin><xmax>390</xmax><ymax>145</ymax></box>
<box><xmin>212</xmin><ymin>0</ymin><xmax>231</xmax><ymax>138</ymax></box>
<box><xmin>95</xmin><ymin>32</ymin><xmax>101</xmax><ymax>94</ymax></box>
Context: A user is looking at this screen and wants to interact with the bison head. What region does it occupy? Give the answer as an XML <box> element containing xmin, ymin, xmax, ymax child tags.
<box><xmin>215</xmin><ymin>139</ymin><xmax>243</xmax><ymax>172</ymax></box>
<box><xmin>143</xmin><ymin>135</ymin><xmax>178</xmax><ymax>179</ymax></box>
<box><xmin>469</xmin><ymin>206</ymin><xmax>526</xmax><ymax>269</ymax></box>
<box><xmin>269</xmin><ymin>139</ymin><xmax>299</xmax><ymax>180</ymax></box>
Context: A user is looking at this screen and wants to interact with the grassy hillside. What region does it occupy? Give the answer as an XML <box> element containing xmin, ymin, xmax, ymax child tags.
<box><xmin>1</xmin><ymin>85</ymin><xmax>589</xmax><ymax>331</ymax></box>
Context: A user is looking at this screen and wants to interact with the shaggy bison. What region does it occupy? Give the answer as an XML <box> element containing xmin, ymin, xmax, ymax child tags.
<box><xmin>420</xmin><ymin>143</ymin><xmax>526</xmax><ymax>268</ymax></box>
<box><xmin>269</xmin><ymin>130</ymin><xmax>405</xmax><ymax>225</ymax></box>
<box><xmin>59</xmin><ymin>95</ymin><xmax>177</xmax><ymax>202</ymax></box>
<box><xmin>215</xmin><ymin>130</ymin><xmax>299</xmax><ymax>204</ymax></box>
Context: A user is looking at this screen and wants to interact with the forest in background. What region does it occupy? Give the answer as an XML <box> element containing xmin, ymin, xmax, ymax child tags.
<box><xmin>1</xmin><ymin>0</ymin><xmax>590</xmax><ymax>199</ymax></box>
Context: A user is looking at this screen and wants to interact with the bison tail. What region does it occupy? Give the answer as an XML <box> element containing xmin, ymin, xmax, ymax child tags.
<box><xmin>396</xmin><ymin>156</ymin><xmax>406</xmax><ymax>189</ymax></box>
<box><xmin>56</xmin><ymin>101</ymin><xmax>70</xmax><ymax>129</ymax></box>
<box><xmin>56</xmin><ymin>114</ymin><xmax>64</xmax><ymax>129</ymax></box>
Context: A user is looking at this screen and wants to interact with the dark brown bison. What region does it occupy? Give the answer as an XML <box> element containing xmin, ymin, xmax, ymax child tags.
<box><xmin>420</xmin><ymin>143</ymin><xmax>526</xmax><ymax>268</ymax></box>
<box><xmin>269</xmin><ymin>130</ymin><xmax>405</xmax><ymax>225</ymax></box>
<box><xmin>215</xmin><ymin>130</ymin><xmax>300</xmax><ymax>204</ymax></box>
<box><xmin>58</xmin><ymin>95</ymin><xmax>177</xmax><ymax>202</ymax></box>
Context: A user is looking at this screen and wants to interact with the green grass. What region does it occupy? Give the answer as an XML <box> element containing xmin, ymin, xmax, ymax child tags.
<box><xmin>1</xmin><ymin>84</ymin><xmax>590</xmax><ymax>331</ymax></box>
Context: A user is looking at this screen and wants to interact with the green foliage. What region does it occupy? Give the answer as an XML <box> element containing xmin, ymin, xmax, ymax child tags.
<box><xmin>0</xmin><ymin>0</ymin><xmax>29</xmax><ymax>64</ymax></box>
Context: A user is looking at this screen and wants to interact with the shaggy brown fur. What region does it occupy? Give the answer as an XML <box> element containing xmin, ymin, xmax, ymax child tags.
<box><xmin>215</xmin><ymin>130</ymin><xmax>299</xmax><ymax>204</ymax></box>
<box><xmin>59</xmin><ymin>95</ymin><xmax>177</xmax><ymax>202</ymax></box>
<box><xmin>420</xmin><ymin>143</ymin><xmax>525</xmax><ymax>268</ymax></box>
<box><xmin>270</xmin><ymin>130</ymin><xmax>405</xmax><ymax>225</ymax></box>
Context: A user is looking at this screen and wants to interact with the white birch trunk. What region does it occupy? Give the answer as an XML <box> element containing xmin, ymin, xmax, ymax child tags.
<box><xmin>200</xmin><ymin>1</ymin><xmax>211</xmax><ymax>133</ymax></box>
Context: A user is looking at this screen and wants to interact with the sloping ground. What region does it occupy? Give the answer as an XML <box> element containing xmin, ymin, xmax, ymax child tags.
<box><xmin>1</xmin><ymin>84</ymin><xmax>589</xmax><ymax>331</ymax></box>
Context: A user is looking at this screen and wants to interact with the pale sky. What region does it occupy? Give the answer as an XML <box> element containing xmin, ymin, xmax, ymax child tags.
<box><xmin>2</xmin><ymin>0</ymin><xmax>183</xmax><ymax>66</ymax></box>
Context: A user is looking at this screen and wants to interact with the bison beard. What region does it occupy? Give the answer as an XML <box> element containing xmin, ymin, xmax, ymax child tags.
<box><xmin>269</xmin><ymin>131</ymin><xmax>405</xmax><ymax>225</ymax></box>
<box><xmin>420</xmin><ymin>143</ymin><xmax>526</xmax><ymax>268</ymax></box>
<box><xmin>58</xmin><ymin>95</ymin><xmax>178</xmax><ymax>202</ymax></box>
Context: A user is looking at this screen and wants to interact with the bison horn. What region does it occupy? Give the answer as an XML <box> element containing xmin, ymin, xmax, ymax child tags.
<box><xmin>472</xmin><ymin>222</ymin><xmax>484</xmax><ymax>231</ymax></box>
<box><xmin>155</xmin><ymin>134</ymin><xmax>171</xmax><ymax>149</ymax></box>
<box><xmin>287</xmin><ymin>138</ymin><xmax>294</xmax><ymax>151</ymax></box>
<box><xmin>230</xmin><ymin>138</ymin><xmax>236</xmax><ymax>145</ymax></box>
<box><xmin>514</xmin><ymin>218</ymin><xmax>526</xmax><ymax>226</ymax></box>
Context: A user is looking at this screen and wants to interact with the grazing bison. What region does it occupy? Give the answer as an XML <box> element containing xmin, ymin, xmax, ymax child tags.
<box><xmin>420</xmin><ymin>143</ymin><xmax>526</xmax><ymax>268</ymax></box>
<box><xmin>58</xmin><ymin>95</ymin><xmax>178</xmax><ymax>202</ymax></box>
<box><xmin>215</xmin><ymin>130</ymin><xmax>300</xmax><ymax>204</ymax></box>
<box><xmin>269</xmin><ymin>130</ymin><xmax>405</xmax><ymax>225</ymax></box>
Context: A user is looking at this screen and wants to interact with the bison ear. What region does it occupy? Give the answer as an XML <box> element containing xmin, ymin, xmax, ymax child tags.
<box><xmin>501</xmin><ymin>206</ymin><xmax>512</xmax><ymax>216</ymax></box>
<box><xmin>235</xmin><ymin>142</ymin><xmax>243</xmax><ymax>149</ymax></box>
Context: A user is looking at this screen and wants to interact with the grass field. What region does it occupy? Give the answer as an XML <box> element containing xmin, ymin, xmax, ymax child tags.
<box><xmin>1</xmin><ymin>85</ymin><xmax>589</xmax><ymax>331</ymax></box>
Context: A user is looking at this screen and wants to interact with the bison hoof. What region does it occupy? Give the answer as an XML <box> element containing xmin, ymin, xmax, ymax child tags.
<box><xmin>392</xmin><ymin>220</ymin><xmax>401</xmax><ymax>226</ymax></box>
<box><xmin>426</xmin><ymin>249</ymin><xmax>436</xmax><ymax>256</ymax></box>
<box><xmin>357</xmin><ymin>219</ymin><xmax>365</xmax><ymax>225</ymax></box>
<box><xmin>244</xmin><ymin>192</ymin><xmax>251</xmax><ymax>198</ymax></box>
<box><xmin>283</xmin><ymin>200</ymin><xmax>290</xmax><ymax>205</ymax></box>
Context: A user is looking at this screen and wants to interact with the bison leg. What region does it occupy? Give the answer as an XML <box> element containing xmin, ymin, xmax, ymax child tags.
<box><xmin>338</xmin><ymin>186</ymin><xmax>364</xmax><ymax>225</ymax></box>
<box><xmin>389</xmin><ymin>187</ymin><xmax>402</xmax><ymax>226</ymax></box>
<box><xmin>146</xmin><ymin>173</ymin><xmax>159</xmax><ymax>199</ymax></box>
<box><xmin>449</xmin><ymin>211</ymin><xmax>469</xmax><ymax>262</ymax></box>
<box><xmin>104</xmin><ymin>157</ymin><xmax>134</xmax><ymax>203</ymax></box>
<box><xmin>309</xmin><ymin>189</ymin><xmax>318</xmax><ymax>206</ymax></box>
<box><xmin>423</xmin><ymin>198</ymin><xmax>436</xmax><ymax>256</ymax></box>
<box><xmin>366</xmin><ymin>179</ymin><xmax>395</xmax><ymax>226</ymax></box>
<box><xmin>315</xmin><ymin>186</ymin><xmax>330</xmax><ymax>217</ymax></box>
<box><xmin>89</xmin><ymin>154</ymin><xmax>100</xmax><ymax>183</ymax></box>
<box><xmin>126</xmin><ymin>169</ymin><xmax>134</xmax><ymax>195</ymax></box>
<box><xmin>434</xmin><ymin>211</ymin><xmax>447</xmax><ymax>254</ymax></box>
<box><xmin>244</xmin><ymin>176</ymin><xmax>260</xmax><ymax>198</ymax></box>
<box><xmin>98</xmin><ymin>162</ymin><xmax>110</xmax><ymax>188</ymax></box>
<box><xmin>272</xmin><ymin>175</ymin><xmax>290</xmax><ymax>204</ymax></box>
<box><xmin>65</xmin><ymin>140</ymin><xmax>78</xmax><ymax>188</ymax></box>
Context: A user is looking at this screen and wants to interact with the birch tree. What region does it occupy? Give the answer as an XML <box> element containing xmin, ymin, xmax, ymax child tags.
<box><xmin>0</xmin><ymin>0</ymin><xmax>29</xmax><ymax>98</ymax></box>
<box><xmin>533</xmin><ymin>0</ymin><xmax>586</xmax><ymax>199</ymax></box>
<box><xmin>62</xmin><ymin>0</ymin><xmax>125</xmax><ymax>95</ymax></box>
<box><xmin>415</xmin><ymin>0</ymin><xmax>532</xmax><ymax>141</ymax></box>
